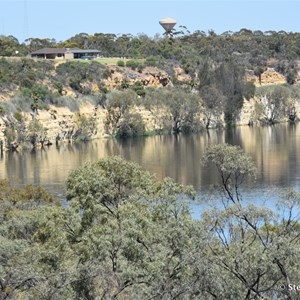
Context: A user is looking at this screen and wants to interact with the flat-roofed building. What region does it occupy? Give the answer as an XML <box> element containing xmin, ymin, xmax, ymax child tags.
<box><xmin>30</xmin><ymin>48</ymin><xmax>101</xmax><ymax>59</ymax></box>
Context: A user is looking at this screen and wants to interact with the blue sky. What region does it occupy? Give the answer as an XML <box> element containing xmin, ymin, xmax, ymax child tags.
<box><xmin>0</xmin><ymin>0</ymin><xmax>299</xmax><ymax>43</ymax></box>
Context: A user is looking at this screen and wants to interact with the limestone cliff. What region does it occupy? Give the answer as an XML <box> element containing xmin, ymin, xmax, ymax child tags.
<box><xmin>0</xmin><ymin>66</ymin><xmax>298</xmax><ymax>149</ymax></box>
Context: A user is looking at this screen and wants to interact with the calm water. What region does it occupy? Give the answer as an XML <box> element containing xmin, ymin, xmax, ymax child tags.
<box><xmin>1</xmin><ymin>123</ymin><xmax>300</xmax><ymax>212</ymax></box>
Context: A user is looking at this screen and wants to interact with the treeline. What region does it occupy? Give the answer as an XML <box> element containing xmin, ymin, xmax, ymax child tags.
<box><xmin>1</xmin><ymin>29</ymin><xmax>300</xmax><ymax>62</ymax></box>
<box><xmin>1</xmin><ymin>148</ymin><xmax>300</xmax><ymax>299</ymax></box>
<box><xmin>0</xmin><ymin>29</ymin><xmax>300</xmax><ymax>87</ymax></box>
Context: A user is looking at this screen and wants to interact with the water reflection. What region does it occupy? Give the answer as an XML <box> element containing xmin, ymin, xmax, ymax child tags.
<box><xmin>1</xmin><ymin>123</ymin><xmax>300</xmax><ymax>198</ymax></box>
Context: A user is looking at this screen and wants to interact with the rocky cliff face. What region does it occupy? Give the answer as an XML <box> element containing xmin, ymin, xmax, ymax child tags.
<box><xmin>0</xmin><ymin>66</ymin><xmax>297</xmax><ymax>148</ymax></box>
<box><xmin>104</xmin><ymin>66</ymin><xmax>173</xmax><ymax>89</ymax></box>
<box><xmin>247</xmin><ymin>68</ymin><xmax>287</xmax><ymax>86</ymax></box>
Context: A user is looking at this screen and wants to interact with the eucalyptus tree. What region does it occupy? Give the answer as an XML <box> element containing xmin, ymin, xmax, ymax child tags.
<box><xmin>255</xmin><ymin>85</ymin><xmax>290</xmax><ymax>124</ymax></box>
<box><xmin>2</xmin><ymin>148</ymin><xmax>300</xmax><ymax>299</ymax></box>
<box><xmin>287</xmin><ymin>85</ymin><xmax>300</xmax><ymax>121</ymax></box>
<box><xmin>215</xmin><ymin>60</ymin><xmax>252</xmax><ymax>125</ymax></box>
<box><xmin>0</xmin><ymin>180</ymin><xmax>80</xmax><ymax>300</ymax></box>
<box><xmin>0</xmin><ymin>35</ymin><xmax>24</xmax><ymax>56</ymax></box>
<box><xmin>24</xmin><ymin>37</ymin><xmax>57</xmax><ymax>52</ymax></box>
<box><xmin>166</xmin><ymin>88</ymin><xmax>202</xmax><ymax>133</ymax></box>
<box><xmin>143</xmin><ymin>88</ymin><xmax>171</xmax><ymax>133</ymax></box>
<box><xmin>201</xmin><ymin>144</ymin><xmax>300</xmax><ymax>299</ymax></box>
<box><xmin>27</xmin><ymin>119</ymin><xmax>48</xmax><ymax>148</ymax></box>
<box><xmin>65</xmin><ymin>156</ymin><xmax>205</xmax><ymax>299</ymax></box>
<box><xmin>200</xmin><ymin>85</ymin><xmax>225</xmax><ymax>129</ymax></box>
<box><xmin>104</xmin><ymin>89</ymin><xmax>138</xmax><ymax>135</ymax></box>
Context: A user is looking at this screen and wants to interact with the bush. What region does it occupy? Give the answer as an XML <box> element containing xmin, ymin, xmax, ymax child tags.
<box><xmin>117</xmin><ymin>60</ymin><xmax>125</xmax><ymax>67</ymax></box>
<box><xmin>4</xmin><ymin>127</ymin><xmax>17</xmax><ymax>147</ymax></box>
<box><xmin>73</xmin><ymin>113</ymin><xmax>96</xmax><ymax>141</ymax></box>
<box><xmin>52</xmin><ymin>80</ymin><xmax>64</xmax><ymax>95</ymax></box>
<box><xmin>51</xmin><ymin>96</ymin><xmax>80</xmax><ymax>112</ymax></box>
<box><xmin>144</xmin><ymin>56</ymin><xmax>159</xmax><ymax>67</ymax></box>
<box><xmin>126</xmin><ymin>59</ymin><xmax>140</xmax><ymax>70</ymax></box>
<box><xmin>13</xmin><ymin>112</ymin><xmax>23</xmax><ymax>122</ymax></box>
<box><xmin>120</xmin><ymin>78</ymin><xmax>130</xmax><ymax>89</ymax></box>
<box><xmin>1</xmin><ymin>95</ymin><xmax>32</xmax><ymax>113</ymax></box>
<box><xmin>116</xmin><ymin>113</ymin><xmax>145</xmax><ymax>138</ymax></box>
<box><xmin>137</xmin><ymin>64</ymin><xmax>144</xmax><ymax>73</ymax></box>
<box><xmin>56</xmin><ymin>60</ymin><xmax>109</xmax><ymax>82</ymax></box>
<box><xmin>19</xmin><ymin>71</ymin><xmax>37</xmax><ymax>88</ymax></box>
<box><xmin>130</xmin><ymin>80</ymin><xmax>145</xmax><ymax>97</ymax></box>
<box><xmin>31</xmin><ymin>84</ymin><xmax>52</xmax><ymax>102</ymax></box>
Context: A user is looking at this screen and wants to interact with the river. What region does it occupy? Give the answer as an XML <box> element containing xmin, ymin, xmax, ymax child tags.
<box><xmin>1</xmin><ymin>123</ymin><xmax>300</xmax><ymax>215</ymax></box>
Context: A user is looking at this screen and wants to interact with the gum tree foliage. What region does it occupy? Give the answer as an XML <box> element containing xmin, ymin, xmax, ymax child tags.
<box><xmin>200</xmin><ymin>85</ymin><xmax>226</xmax><ymax>129</ymax></box>
<box><xmin>3</xmin><ymin>30</ymin><xmax>300</xmax><ymax>67</ymax></box>
<box><xmin>198</xmin><ymin>59</ymin><xmax>255</xmax><ymax>126</ymax></box>
<box><xmin>65</xmin><ymin>156</ymin><xmax>200</xmax><ymax>299</ymax></box>
<box><xmin>287</xmin><ymin>85</ymin><xmax>300</xmax><ymax>121</ymax></box>
<box><xmin>143</xmin><ymin>88</ymin><xmax>171</xmax><ymax>133</ymax></box>
<box><xmin>165</xmin><ymin>89</ymin><xmax>202</xmax><ymax>133</ymax></box>
<box><xmin>72</xmin><ymin>113</ymin><xmax>97</xmax><ymax>141</ymax></box>
<box><xmin>27</xmin><ymin>119</ymin><xmax>48</xmax><ymax>148</ymax></box>
<box><xmin>255</xmin><ymin>85</ymin><xmax>290</xmax><ymax>124</ymax></box>
<box><xmin>24</xmin><ymin>37</ymin><xmax>57</xmax><ymax>52</ymax></box>
<box><xmin>55</xmin><ymin>61</ymin><xmax>109</xmax><ymax>94</ymax></box>
<box><xmin>201</xmin><ymin>144</ymin><xmax>300</xmax><ymax>299</ymax></box>
<box><xmin>0</xmin><ymin>180</ymin><xmax>80</xmax><ymax>300</ymax></box>
<box><xmin>1</xmin><ymin>113</ymin><xmax>27</xmax><ymax>151</ymax></box>
<box><xmin>3</xmin><ymin>127</ymin><xmax>17</xmax><ymax>150</ymax></box>
<box><xmin>2</xmin><ymin>151</ymin><xmax>300</xmax><ymax>299</ymax></box>
<box><xmin>215</xmin><ymin>60</ymin><xmax>255</xmax><ymax>125</ymax></box>
<box><xmin>144</xmin><ymin>88</ymin><xmax>202</xmax><ymax>133</ymax></box>
<box><xmin>104</xmin><ymin>89</ymin><xmax>138</xmax><ymax>135</ymax></box>
<box><xmin>0</xmin><ymin>35</ymin><xmax>24</xmax><ymax>56</ymax></box>
<box><xmin>116</xmin><ymin>113</ymin><xmax>145</xmax><ymax>138</ymax></box>
<box><xmin>254</xmin><ymin>66</ymin><xmax>265</xmax><ymax>85</ymax></box>
<box><xmin>276</xmin><ymin>60</ymin><xmax>299</xmax><ymax>85</ymax></box>
<box><xmin>202</xmin><ymin>144</ymin><xmax>256</xmax><ymax>204</ymax></box>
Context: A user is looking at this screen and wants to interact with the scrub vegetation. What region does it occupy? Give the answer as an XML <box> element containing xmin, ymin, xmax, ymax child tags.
<box><xmin>0</xmin><ymin>29</ymin><xmax>300</xmax><ymax>148</ymax></box>
<box><xmin>1</xmin><ymin>29</ymin><xmax>300</xmax><ymax>299</ymax></box>
<box><xmin>1</xmin><ymin>147</ymin><xmax>300</xmax><ymax>299</ymax></box>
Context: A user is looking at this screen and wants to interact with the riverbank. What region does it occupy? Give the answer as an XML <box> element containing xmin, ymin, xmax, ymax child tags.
<box><xmin>0</xmin><ymin>95</ymin><xmax>298</xmax><ymax>151</ymax></box>
<box><xmin>0</xmin><ymin>60</ymin><xmax>298</xmax><ymax>150</ymax></box>
<box><xmin>0</xmin><ymin>123</ymin><xmax>299</xmax><ymax>195</ymax></box>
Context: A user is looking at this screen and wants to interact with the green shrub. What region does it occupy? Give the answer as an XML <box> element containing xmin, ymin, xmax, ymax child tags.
<box><xmin>19</xmin><ymin>71</ymin><xmax>37</xmax><ymax>88</ymax></box>
<box><xmin>117</xmin><ymin>60</ymin><xmax>125</xmax><ymax>67</ymax></box>
<box><xmin>13</xmin><ymin>112</ymin><xmax>23</xmax><ymax>122</ymax></box>
<box><xmin>2</xmin><ymin>95</ymin><xmax>32</xmax><ymax>113</ymax></box>
<box><xmin>56</xmin><ymin>60</ymin><xmax>109</xmax><ymax>82</ymax></box>
<box><xmin>97</xmin><ymin>81</ymin><xmax>108</xmax><ymax>94</ymax></box>
<box><xmin>120</xmin><ymin>78</ymin><xmax>130</xmax><ymax>89</ymax></box>
<box><xmin>0</xmin><ymin>106</ymin><xmax>5</xmax><ymax>114</ymax></box>
<box><xmin>4</xmin><ymin>127</ymin><xmax>17</xmax><ymax>147</ymax></box>
<box><xmin>102</xmin><ymin>68</ymin><xmax>112</xmax><ymax>79</ymax></box>
<box><xmin>21</xmin><ymin>87</ymin><xmax>32</xmax><ymax>98</ymax></box>
<box><xmin>116</xmin><ymin>113</ymin><xmax>145</xmax><ymax>138</ymax></box>
<box><xmin>31</xmin><ymin>84</ymin><xmax>51</xmax><ymax>101</ymax></box>
<box><xmin>130</xmin><ymin>80</ymin><xmax>145</xmax><ymax>97</ymax></box>
<box><xmin>52</xmin><ymin>80</ymin><xmax>64</xmax><ymax>95</ymax></box>
<box><xmin>145</xmin><ymin>56</ymin><xmax>159</xmax><ymax>67</ymax></box>
<box><xmin>73</xmin><ymin>113</ymin><xmax>96</xmax><ymax>141</ymax></box>
<box><xmin>51</xmin><ymin>96</ymin><xmax>80</xmax><ymax>112</ymax></box>
<box><xmin>126</xmin><ymin>59</ymin><xmax>140</xmax><ymax>70</ymax></box>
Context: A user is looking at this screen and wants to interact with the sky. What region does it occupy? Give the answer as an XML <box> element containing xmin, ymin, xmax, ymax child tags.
<box><xmin>0</xmin><ymin>0</ymin><xmax>299</xmax><ymax>43</ymax></box>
